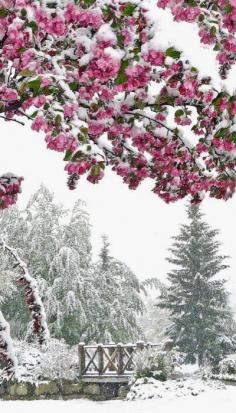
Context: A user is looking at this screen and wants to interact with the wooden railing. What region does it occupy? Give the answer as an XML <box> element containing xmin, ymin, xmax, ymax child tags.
<box><xmin>78</xmin><ymin>341</ymin><xmax>161</xmax><ymax>377</ymax></box>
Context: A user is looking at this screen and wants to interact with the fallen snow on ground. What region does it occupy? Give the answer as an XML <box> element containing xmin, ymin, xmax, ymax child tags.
<box><xmin>127</xmin><ymin>376</ymin><xmax>225</xmax><ymax>400</ymax></box>
<box><xmin>0</xmin><ymin>386</ymin><xmax>236</xmax><ymax>413</ymax></box>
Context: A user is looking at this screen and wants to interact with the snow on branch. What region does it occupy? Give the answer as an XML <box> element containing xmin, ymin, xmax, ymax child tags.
<box><xmin>0</xmin><ymin>239</ymin><xmax>49</xmax><ymax>346</ymax></box>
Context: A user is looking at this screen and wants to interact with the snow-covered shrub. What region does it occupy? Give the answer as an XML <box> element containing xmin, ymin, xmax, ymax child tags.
<box><xmin>13</xmin><ymin>339</ymin><xmax>78</xmax><ymax>382</ymax></box>
<box><xmin>133</xmin><ymin>348</ymin><xmax>173</xmax><ymax>381</ymax></box>
<box><xmin>127</xmin><ymin>376</ymin><xmax>225</xmax><ymax>401</ymax></box>
<box><xmin>219</xmin><ymin>356</ymin><xmax>236</xmax><ymax>376</ymax></box>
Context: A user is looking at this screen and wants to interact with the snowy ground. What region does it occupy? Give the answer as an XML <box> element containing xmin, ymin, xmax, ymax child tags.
<box><xmin>0</xmin><ymin>386</ymin><xmax>236</xmax><ymax>413</ymax></box>
<box><xmin>1</xmin><ymin>383</ymin><xmax>236</xmax><ymax>413</ymax></box>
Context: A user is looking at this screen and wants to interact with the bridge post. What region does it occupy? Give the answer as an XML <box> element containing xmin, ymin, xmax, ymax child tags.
<box><xmin>78</xmin><ymin>342</ymin><xmax>85</xmax><ymax>376</ymax></box>
<box><xmin>97</xmin><ymin>344</ymin><xmax>104</xmax><ymax>375</ymax></box>
<box><xmin>117</xmin><ymin>343</ymin><xmax>124</xmax><ymax>375</ymax></box>
<box><xmin>136</xmin><ymin>341</ymin><xmax>145</xmax><ymax>351</ymax></box>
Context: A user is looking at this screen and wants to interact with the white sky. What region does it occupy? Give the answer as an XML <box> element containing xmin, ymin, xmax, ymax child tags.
<box><xmin>1</xmin><ymin>6</ymin><xmax>236</xmax><ymax>300</ymax></box>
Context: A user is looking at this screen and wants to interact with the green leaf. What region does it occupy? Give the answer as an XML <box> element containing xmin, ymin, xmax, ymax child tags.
<box><xmin>55</xmin><ymin>114</ymin><xmax>62</xmax><ymax>126</ymax></box>
<box><xmin>210</xmin><ymin>26</ymin><xmax>217</xmax><ymax>36</ymax></box>
<box><xmin>30</xmin><ymin>110</ymin><xmax>39</xmax><ymax>118</ymax></box>
<box><xmin>83</xmin><ymin>0</ymin><xmax>96</xmax><ymax>5</ymax></box>
<box><xmin>91</xmin><ymin>164</ymin><xmax>101</xmax><ymax>177</ymax></box>
<box><xmin>185</xmin><ymin>0</ymin><xmax>197</xmax><ymax>5</ymax></box>
<box><xmin>231</xmin><ymin>132</ymin><xmax>236</xmax><ymax>143</ymax></box>
<box><xmin>80</xmin><ymin>126</ymin><xmax>88</xmax><ymax>134</ymax></box>
<box><xmin>115</xmin><ymin>59</ymin><xmax>129</xmax><ymax>85</ymax></box>
<box><xmin>27</xmin><ymin>21</ymin><xmax>38</xmax><ymax>32</ymax></box>
<box><xmin>21</xmin><ymin>9</ymin><xmax>27</xmax><ymax>17</ymax></box>
<box><xmin>213</xmin><ymin>43</ymin><xmax>220</xmax><ymax>51</ymax></box>
<box><xmin>19</xmin><ymin>69</ymin><xmax>36</xmax><ymax>77</ymax></box>
<box><xmin>123</xmin><ymin>3</ymin><xmax>136</xmax><ymax>16</ymax></box>
<box><xmin>78</xmin><ymin>135</ymin><xmax>87</xmax><ymax>144</ymax></box>
<box><xmin>0</xmin><ymin>9</ymin><xmax>9</xmax><ymax>18</ymax></box>
<box><xmin>214</xmin><ymin>128</ymin><xmax>228</xmax><ymax>138</ymax></box>
<box><xmin>175</xmin><ymin>109</ymin><xmax>184</xmax><ymax>117</ymax></box>
<box><xmin>71</xmin><ymin>151</ymin><xmax>84</xmax><ymax>161</ymax></box>
<box><xmin>212</xmin><ymin>93</ymin><xmax>225</xmax><ymax>109</ymax></box>
<box><xmin>63</xmin><ymin>150</ymin><xmax>73</xmax><ymax>161</ymax></box>
<box><xmin>69</xmin><ymin>82</ymin><xmax>79</xmax><ymax>92</ymax></box>
<box><xmin>98</xmin><ymin>161</ymin><xmax>105</xmax><ymax>170</ymax></box>
<box><xmin>165</xmin><ymin>47</ymin><xmax>181</xmax><ymax>60</ymax></box>
<box><xmin>27</xmin><ymin>78</ymin><xmax>41</xmax><ymax>96</ymax></box>
<box><xmin>224</xmin><ymin>4</ymin><xmax>232</xmax><ymax>14</ymax></box>
<box><xmin>43</xmin><ymin>102</ymin><xmax>50</xmax><ymax>110</ymax></box>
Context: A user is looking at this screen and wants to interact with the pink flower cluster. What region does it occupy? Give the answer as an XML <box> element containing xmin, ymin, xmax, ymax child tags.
<box><xmin>0</xmin><ymin>174</ymin><xmax>23</xmax><ymax>209</ymax></box>
<box><xmin>0</xmin><ymin>0</ymin><xmax>236</xmax><ymax>208</ymax></box>
<box><xmin>45</xmin><ymin>134</ymin><xmax>78</xmax><ymax>153</ymax></box>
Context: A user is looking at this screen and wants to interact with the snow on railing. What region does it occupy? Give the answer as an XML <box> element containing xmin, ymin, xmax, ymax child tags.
<box><xmin>78</xmin><ymin>342</ymin><xmax>162</xmax><ymax>377</ymax></box>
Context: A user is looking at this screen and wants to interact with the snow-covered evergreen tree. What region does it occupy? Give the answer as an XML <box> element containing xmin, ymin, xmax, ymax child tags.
<box><xmin>159</xmin><ymin>204</ymin><xmax>235</xmax><ymax>366</ymax></box>
<box><xmin>46</xmin><ymin>247</ymin><xmax>86</xmax><ymax>345</ymax></box>
<box><xmin>89</xmin><ymin>236</ymin><xmax>144</xmax><ymax>343</ymax></box>
<box><xmin>63</xmin><ymin>200</ymin><xmax>92</xmax><ymax>270</ymax></box>
<box><xmin>99</xmin><ymin>235</ymin><xmax>111</xmax><ymax>271</ymax></box>
<box><xmin>24</xmin><ymin>185</ymin><xmax>66</xmax><ymax>280</ymax></box>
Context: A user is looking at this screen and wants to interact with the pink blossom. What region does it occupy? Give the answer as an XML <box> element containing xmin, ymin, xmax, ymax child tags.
<box><xmin>31</xmin><ymin>116</ymin><xmax>48</xmax><ymax>132</ymax></box>
<box><xmin>63</xmin><ymin>103</ymin><xmax>78</xmax><ymax>118</ymax></box>
<box><xmin>143</xmin><ymin>49</ymin><xmax>165</xmax><ymax>66</ymax></box>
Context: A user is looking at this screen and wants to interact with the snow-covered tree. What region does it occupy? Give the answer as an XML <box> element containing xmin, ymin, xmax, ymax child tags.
<box><xmin>0</xmin><ymin>207</ymin><xmax>31</xmax><ymax>339</ymax></box>
<box><xmin>0</xmin><ymin>188</ymin><xmax>145</xmax><ymax>347</ymax></box>
<box><xmin>63</xmin><ymin>200</ymin><xmax>92</xmax><ymax>270</ymax></box>
<box><xmin>159</xmin><ymin>204</ymin><xmax>235</xmax><ymax>366</ymax></box>
<box><xmin>0</xmin><ymin>186</ymin><xmax>65</xmax><ymax>339</ymax></box>
<box><xmin>0</xmin><ymin>205</ymin><xmax>27</xmax><ymax>254</ymax></box>
<box><xmin>3</xmin><ymin>2</ymin><xmax>236</xmax><ymax>207</ymax></box>
<box><xmin>46</xmin><ymin>246</ymin><xmax>88</xmax><ymax>345</ymax></box>
<box><xmin>99</xmin><ymin>234</ymin><xmax>112</xmax><ymax>271</ymax></box>
<box><xmin>0</xmin><ymin>239</ymin><xmax>49</xmax><ymax>378</ymax></box>
<box><xmin>89</xmin><ymin>237</ymin><xmax>144</xmax><ymax>343</ymax></box>
<box><xmin>24</xmin><ymin>185</ymin><xmax>66</xmax><ymax>280</ymax></box>
<box><xmin>0</xmin><ymin>186</ymin><xmax>94</xmax><ymax>343</ymax></box>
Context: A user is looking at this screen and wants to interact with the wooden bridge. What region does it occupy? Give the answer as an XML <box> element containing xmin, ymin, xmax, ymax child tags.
<box><xmin>78</xmin><ymin>341</ymin><xmax>161</xmax><ymax>383</ymax></box>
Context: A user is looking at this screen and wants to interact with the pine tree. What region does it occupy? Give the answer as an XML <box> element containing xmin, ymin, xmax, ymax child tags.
<box><xmin>90</xmin><ymin>237</ymin><xmax>144</xmax><ymax>343</ymax></box>
<box><xmin>159</xmin><ymin>204</ymin><xmax>235</xmax><ymax>366</ymax></box>
<box><xmin>99</xmin><ymin>235</ymin><xmax>111</xmax><ymax>272</ymax></box>
<box><xmin>46</xmin><ymin>246</ymin><xmax>86</xmax><ymax>345</ymax></box>
<box><xmin>63</xmin><ymin>200</ymin><xmax>92</xmax><ymax>270</ymax></box>
<box><xmin>24</xmin><ymin>185</ymin><xmax>66</xmax><ymax>280</ymax></box>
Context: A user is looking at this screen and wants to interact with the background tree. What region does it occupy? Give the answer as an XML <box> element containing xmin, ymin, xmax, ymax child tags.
<box><xmin>63</xmin><ymin>200</ymin><xmax>92</xmax><ymax>270</ymax></box>
<box><xmin>137</xmin><ymin>277</ymin><xmax>170</xmax><ymax>343</ymax></box>
<box><xmin>0</xmin><ymin>186</ymin><xmax>92</xmax><ymax>342</ymax></box>
<box><xmin>0</xmin><ymin>190</ymin><xmax>145</xmax><ymax>345</ymax></box>
<box><xmin>159</xmin><ymin>204</ymin><xmax>235</xmax><ymax>366</ymax></box>
<box><xmin>89</xmin><ymin>236</ymin><xmax>144</xmax><ymax>343</ymax></box>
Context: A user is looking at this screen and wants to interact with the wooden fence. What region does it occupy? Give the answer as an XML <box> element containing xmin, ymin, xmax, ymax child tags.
<box><xmin>78</xmin><ymin>342</ymin><xmax>161</xmax><ymax>377</ymax></box>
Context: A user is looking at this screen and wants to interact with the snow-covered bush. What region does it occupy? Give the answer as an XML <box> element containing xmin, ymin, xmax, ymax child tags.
<box><xmin>133</xmin><ymin>348</ymin><xmax>175</xmax><ymax>382</ymax></box>
<box><xmin>12</xmin><ymin>339</ymin><xmax>78</xmax><ymax>382</ymax></box>
<box><xmin>127</xmin><ymin>376</ymin><xmax>225</xmax><ymax>401</ymax></box>
<box><xmin>219</xmin><ymin>357</ymin><xmax>236</xmax><ymax>377</ymax></box>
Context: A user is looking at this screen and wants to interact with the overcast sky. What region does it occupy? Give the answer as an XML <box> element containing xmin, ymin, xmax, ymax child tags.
<box><xmin>1</xmin><ymin>6</ymin><xmax>236</xmax><ymax>299</ymax></box>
